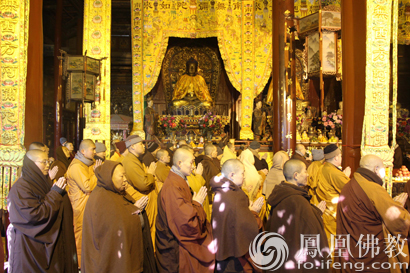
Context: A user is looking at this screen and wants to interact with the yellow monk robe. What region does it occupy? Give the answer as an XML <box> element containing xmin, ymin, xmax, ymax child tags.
<box><xmin>306</xmin><ymin>160</ymin><xmax>324</xmax><ymax>205</ymax></box>
<box><xmin>155</xmin><ymin>161</ymin><xmax>170</xmax><ymax>192</ymax></box>
<box><xmin>187</xmin><ymin>173</ymin><xmax>211</xmax><ymax>222</ymax></box>
<box><xmin>109</xmin><ymin>152</ymin><xmax>123</xmax><ymax>163</ymax></box>
<box><xmin>65</xmin><ymin>158</ymin><xmax>97</xmax><ymax>265</ymax></box>
<box><xmin>315</xmin><ymin>162</ymin><xmax>349</xmax><ymax>250</ymax></box>
<box><xmin>220</xmin><ymin>145</ymin><xmax>237</xmax><ymax>167</ymax></box>
<box><xmin>172</xmin><ymin>74</ymin><xmax>213</xmax><ymax>103</ymax></box>
<box><xmin>122</xmin><ymin>152</ymin><xmax>158</xmax><ymax>245</ymax></box>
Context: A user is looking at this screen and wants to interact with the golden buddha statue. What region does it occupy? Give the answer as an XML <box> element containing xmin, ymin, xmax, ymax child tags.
<box><xmin>172</xmin><ymin>58</ymin><xmax>213</xmax><ymax>108</ymax></box>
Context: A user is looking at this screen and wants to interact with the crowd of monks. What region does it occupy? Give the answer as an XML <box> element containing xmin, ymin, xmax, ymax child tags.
<box><xmin>4</xmin><ymin>136</ymin><xmax>410</xmax><ymax>273</ymax></box>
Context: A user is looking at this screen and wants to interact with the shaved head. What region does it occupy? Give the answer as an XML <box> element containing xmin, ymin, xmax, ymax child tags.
<box><xmin>283</xmin><ymin>159</ymin><xmax>306</xmax><ymax>181</ymax></box>
<box><xmin>79</xmin><ymin>139</ymin><xmax>95</xmax><ymax>151</ymax></box>
<box><xmin>205</xmin><ymin>144</ymin><xmax>216</xmax><ymax>156</ymax></box>
<box><xmin>156</xmin><ymin>149</ymin><xmax>168</xmax><ymax>160</ymax></box>
<box><xmin>173</xmin><ymin>148</ymin><xmax>194</xmax><ymax>165</ymax></box>
<box><xmin>360</xmin><ymin>154</ymin><xmax>384</xmax><ymax>171</ymax></box>
<box><xmin>29</xmin><ymin>142</ymin><xmax>46</xmax><ymax>151</ymax></box>
<box><xmin>178</xmin><ymin>140</ymin><xmax>187</xmax><ymax>147</ymax></box>
<box><xmin>221</xmin><ymin>159</ymin><xmax>244</xmax><ymax>177</ymax></box>
<box><xmin>26</xmin><ymin>150</ymin><xmax>47</xmax><ymax>162</ymax></box>
<box><xmin>173</xmin><ymin>148</ymin><xmax>195</xmax><ymax>176</ymax></box>
<box><xmin>295</xmin><ymin>144</ymin><xmax>306</xmax><ymax>154</ymax></box>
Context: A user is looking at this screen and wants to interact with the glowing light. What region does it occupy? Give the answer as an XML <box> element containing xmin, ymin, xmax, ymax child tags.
<box><xmin>214</xmin><ymin>193</ymin><xmax>221</xmax><ymax>203</ymax></box>
<box><xmin>222</xmin><ymin>187</ymin><xmax>230</xmax><ymax>192</ymax></box>
<box><xmin>277</xmin><ymin>209</ymin><xmax>285</xmax><ymax>218</ymax></box>
<box><xmin>212</xmin><ymin>220</ymin><xmax>217</xmax><ymax>229</ymax></box>
<box><xmin>315</xmin><ymin>260</ymin><xmax>320</xmax><ymax>266</ymax></box>
<box><xmin>118</xmin><ymin>250</ymin><xmax>122</xmax><ymax>258</ymax></box>
<box><xmin>295</xmin><ymin>248</ymin><xmax>307</xmax><ymax>263</ymax></box>
<box><xmin>208</xmin><ymin>238</ymin><xmax>218</xmax><ymax>254</ymax></box>
<box><xmin>120</xmin><ymin>243</ymin><xmax>123</xmax><ymax>249</ymax></box>
<box><xmin>284</xmin><ymin>260</ymin><xmax>295</xmax><ymax>269</ymax></box>
<box><xmin>278</xmin><ymin>225</ymin><xmax>286</xmax><ymax>235</ymax></box>
<box><xmin>117</xmin><ymin>230</ymin><xmax>122</xmax><ymax>237</ymax></box>
<box><xmin>338</xmin><ymin>195</ymin><xmax>345</xmax><ymax>202</ymax></box>
<box><xmin>214</xmin><ymin>175</ymin><xmax>223</xmax><ymax>183</ymax></box>
<box><xmin>219</xmin><ymin>202</ymin><xmax>225</xmax><ymax>212</ymax></box>
<box><xmin>287</xmin><ymin>214</ymin><xmax>293</xmax><ymax>225</ymax></box>
<box><xmin>385</xmin><ymin>206</ymin><xmax>401</xmax><ymax>221</ymax></box>
<box><xmin>209</xmin><ymin>263</ymin><xmax>215</xmax><ymax>271</ymax></box>
<box><xmin>222</xmin><ymin>182</ymin><xmax>230</xmax><ymax>188</ymax></box>
<box><xmin>331</xmin><ymin>197</ymin><xmax>339</xmax><ymax>204</ymax></box>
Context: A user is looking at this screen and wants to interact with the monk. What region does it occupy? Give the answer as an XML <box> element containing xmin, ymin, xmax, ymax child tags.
<box><xmin>315</xmin><ymin>144</ymin><xmax>350</xmax><ymax>251</ymax></box>
<box><xmin>110</xmin><ymin>140</ymin><xmax>127</xmax><ymax>162</ymax></box>
<box><xmin>263</xmin><ymin>151</ymin><xmax>289</xmax><ymax>198</ymax></box>
<box><xmin>94</xmin><ymin>142</ymin><xmax>106</xmax><ymax>162</ymax></box>
<box><xmin>8</xmin><ymin>150</ymin><xmax>77</xmax><ymax>272</ymax></box>
<box><xmin>66</xmin><ymin>139</ymin><xmax>102</xmax><ymax>266</ymax></box>
<box><xmin>156</xmin><ymin>148</ymin><xmax>215</xmax><ymax>272</ymax></box>
<box><xmin>248</xmin><ymin>141</ymin><xmax>269</xmax><ymax>171</ymax></box>
<box><xmin>180</xmin><ymin>144</ymin><xmax>211</xmax><ymax>221</ymax></box>
<box><xmin>122</xmin><ymin>135</ymin><xmax>158</xmax><ymax>244</ymax></box>
<box><xmin>211</xmin><ymin>159</ymin><xmax>264</xmax><ymax>273</ymax></box>
<box><xmin>220</xmin><ymin>142</ymin><xmax>237</xmax><ymax>166</ymax></box>
<box><xmin>266</xmin><ymin>159</ymin><xmax>330</xmax><ymax>272</ymax></box>
<box><xmin>155</xmin><ymin>149</ymin><xmax>171</xmax><ymax>191</ymax></box>
<box><xmin>200</xmin><ymin>144</ymin><xmax>221</xmax><ymax>203</ymax></box>
<box><xmin>29</xmin><ymin>141</ymin><xmax>59</xmax><ymax>180</ymax></box>
<box><xmin>140</xmin><ymin>142</ymin><xmax>159</xmax><ymax>167</ymax></box>
<box><xmin>82</xmin><ymin>160</ymin><xmax>156</xmax><ymax>273</ymax></box>
<box><xmin>50</xmin><ymin>146</ymin><xmax>71</xmax><ymax>180</ymax></box>
<box><xmin>306</xmin><ymin>149</ymin><xmax>325</xmax><ymax>205</ymax></box>
<box><xmin>336</xmin><ymin>154</ymin><xmax>410</xmax><ymax>272</ymax></box>
<box><xmin>291</xmin><ymin>144</ymin><xmax>312</xmax><ymax>168</ymax></box>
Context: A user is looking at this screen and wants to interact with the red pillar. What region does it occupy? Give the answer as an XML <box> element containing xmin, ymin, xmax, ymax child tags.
<box><xmin>25</xmin><ymin>0</ymin><xmax>43</xmax><ymax>148</ymax></box>
<box><xmin>341</xmin><ymin>0</ymin><xmax>366</xmax><ymax>172</ymax></box>
<box><xmin>272</xmin><ymin>0</ymin><xmax>296</xmax><ymax>153</ymax></box>
<box><xmin>53</xmin><ymin>0</ymin><xmax>63</xmax><ymax>155</ymax></box>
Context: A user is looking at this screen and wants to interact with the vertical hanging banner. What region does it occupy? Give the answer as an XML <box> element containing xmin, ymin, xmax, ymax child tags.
<box><xmin>82</xmin><ymin>0</ymin><xmax>111</xmax><ymax>151</ymax></box>
<box><xmin>0</xmin><ymin>0</ymin><xmax>29</xmax><ymax>209</ymax></box>
<box><xmin>361</xmin><ymin>0</ymin><xmax>394</xmax><ymax>193</ymax></box>
<box><xmin>131</xmin><ymin>0</ymin><xmax>272</xmax><ymax>139</ymax></box>
<box><xmin>240</xmin><ymin>1</ymin><xmax>255</xmax><ymax>139</ymax></box>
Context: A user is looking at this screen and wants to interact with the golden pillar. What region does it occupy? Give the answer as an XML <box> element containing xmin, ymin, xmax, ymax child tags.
<box><xmin>82</xmin><ymin>0</ymin><xmax>111</xmax><ymax>152</ymax></box>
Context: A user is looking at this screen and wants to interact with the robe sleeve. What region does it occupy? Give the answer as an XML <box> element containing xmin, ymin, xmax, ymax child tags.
<box><xmin>127</xmin><ymin>163</ymin><xmax>155</xmax><ymax>192</ymax></box>
<box><xmin>332</xmin><ymin>170</ymin><xmax>350</xmax><ymax>194</ymax></box>
<box><xmin>155</xmin><ymin>165</ymin><xmax>170</xmax><ymax>183</ymax></box>
<box><xmin>164</xmin><ymin>185</ymin><xmax>208</xmax><ymax>242</ymax></box>
<box><xmin>69</xmin><ymin>165</ymin><xmax>97</xmax><ymax>194</ymax></box>
<box><xmin>124</xmin><ymin>182</ymin><xmax>146</xmax><ymax>203</ymax></box>
<box><xmin>9</xmin><ymin>183</ymin><xmax>63</xmax><ymax>243</ymax></box>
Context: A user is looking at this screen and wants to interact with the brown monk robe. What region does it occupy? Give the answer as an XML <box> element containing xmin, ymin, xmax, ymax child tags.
<box><xmin>156</xmin><ymin>149</ymin><xmax>215</xmax><ymax>273</ymax></box>
<box><xmin>211</xmin><ymin>159</ymin><xmax>263</xmax><ymax>273</ymax></box>
<box><xmin>8</xmin><ymin>151</ymin><xmax>77</xmax><ymax>273</ymax></box>
<box><xmin>123</xmin><ymin>135</ymin><xmax>158</xmax><ymax>245</ymax></box>
<box><xmin>337</xmin><ymin>155</ymin><xmax>410</xmax><ymax>273</ymax></box>
<box><xmin>291</xmin><ymin>144</ymin><xmax>312</xmax><ymax>168</ymax></box>
<box><xmin>50</xmin><ymin>146</ymin><xmax>71</xmax><ymax>180</ymax></box>
<box><xmin>82</xmin><ymin>160</ymin><xmax>157</xmax><ymax>273</ymax></box>
<box><xmin>201</xmin><ymin>145</ymin><xmax>221</xmax><ymax>203</ymax></box>
<box><xmin>266</xmin><ymin>159</ymin><xmax>330</xmax><ymax>273</ymax></box>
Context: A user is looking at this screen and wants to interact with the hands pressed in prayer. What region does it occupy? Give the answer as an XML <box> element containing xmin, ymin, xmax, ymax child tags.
<box><xmin>261</xmin><ymin>169</ymin><xmax>269</xmax><ymax>176</ymax></box>
<box><xmin>195</xmin><ymin>163</ymin><xmax>203</xmax><ymax>176</ymax></box>
<box><xmin>49</xmin><ymin>166</ymin><xmax>58</xmax><ymax>180</ymax></box>
<box><xmin>192</xmin><ymin>186</ymin><xmax>207</xmax><ymax>206</ymax></box>
<box><xmin>94</xmin><ymin>159</ymin><xmax>103</xmax><ymax>170</ymax></box>
<box><xmin>54</xmin><ymin>177</ymin><xmax>67</xmax><ymax>190</ymax></box>
<box><xmin>343</xmin><ymin>166</ymin><xmax>351</xmax><ymax>178</ymax></box>
<box><xmin>393</xmin><ymin>192</ymin><xmax>408</xmax><ymax>207</ymax></box>
<box><xmin>262</xmin><ymin>153</ymin><xmax>268</xmax><ymax>160</ymax></box>
<box><xmin>315</xmin><ymin>201</ymin><xmax>327</xmax><ymax>214</ymax></box>
<box><xmin>249</xmin><ymin>196</ymin><xmax>264</xmax><ymax>213</ymax></box>
<box><xmin>147</xmin><ymin>162</ymin><xmax>157</xmax><ymax>175</ymax></box>
<box><xmin>134</xmin><ymin>196</ymin><xmax>149</xmax><ymax>210</ymax></box>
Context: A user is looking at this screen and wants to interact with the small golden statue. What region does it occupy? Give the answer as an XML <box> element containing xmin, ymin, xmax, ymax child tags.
<box><xmin>172</xmin><ymin>58</ymin><xmax>213</xmax><ymax>108</ymax></box>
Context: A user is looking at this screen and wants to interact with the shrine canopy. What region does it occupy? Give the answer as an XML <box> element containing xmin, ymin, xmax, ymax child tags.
<box><xmin>131</xmin><ymin>0</ymin><xmax>272</xmax><ymax>97</ymax></box>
